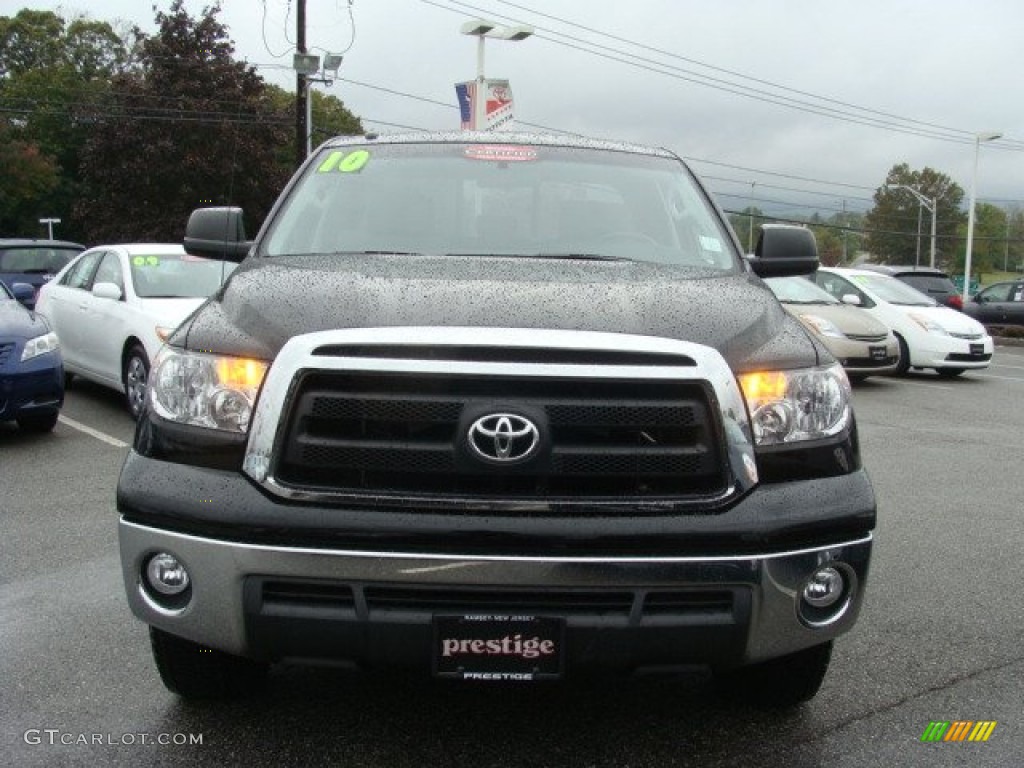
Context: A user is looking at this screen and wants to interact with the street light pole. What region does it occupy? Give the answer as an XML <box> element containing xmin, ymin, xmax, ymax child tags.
<box><xmin>887</xmin><ymin>185</ymin><xmax>937</xmax><ymax>268</ymax></box>
<box><xmin>914</xmin><ymin>205</ymin><xmax>923</xmax><ymax>267</ymax></box>
<box><xmin>39</xmin><ymin>218</ymin><xmax>61</xmax><ymax>239</ymax></box>
<box><xmin>963</xmin><ymin>131</ymin><xmax>1002</xmax><ymax>301</ymax></box>
<box><xmin>459</xmin><ymin>20</ymin><xmax>533</xmax><ymax>130</ymax></box>
<box><xmin>747</xmin><ymin>181</ymin><xmax>756</xmax><ymax>252</ymax></box>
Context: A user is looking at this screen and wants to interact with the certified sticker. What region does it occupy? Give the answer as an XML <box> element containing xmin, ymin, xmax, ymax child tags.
<box><xmin>464</xmin><ymin>145</ymin><xmax>538</xmax><ymax>162</ymax></box>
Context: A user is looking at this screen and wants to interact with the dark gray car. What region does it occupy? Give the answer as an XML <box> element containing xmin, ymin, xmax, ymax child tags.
<box><xmin>964</xmin><ymin>280</ymin><xmax>1024</xmax><ymax>326</ymax></box>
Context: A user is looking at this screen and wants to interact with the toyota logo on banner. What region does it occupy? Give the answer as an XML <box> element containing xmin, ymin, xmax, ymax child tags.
<box><xmin>468</xmin><ymin>413</ymin><xmax>540</xmax><ymax>464</ymax></box>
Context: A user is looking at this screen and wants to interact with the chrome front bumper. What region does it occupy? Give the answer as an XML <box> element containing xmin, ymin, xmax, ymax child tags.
<box><xmin>120</xmin><ymin>520</ymin><xmax>872</xmax><ymax>669</ymax></box>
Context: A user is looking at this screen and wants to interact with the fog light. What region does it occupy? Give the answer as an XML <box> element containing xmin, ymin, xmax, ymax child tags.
<box><xmin>146</xmin><ymin>553</ymin><xmax>190</xmax><ymax>596</ymax></box>
<box><xmin>802</xmin><ymin>566</ymin><xmax>844</xmax><ymax>608</ymax></box>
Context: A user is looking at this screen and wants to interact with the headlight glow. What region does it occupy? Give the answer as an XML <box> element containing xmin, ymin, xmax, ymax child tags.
<box><xmin>150</xmin><ymin>347</ymin><xmax>268</xmax><ymax>432</ymax></box>
<box><xmin>21</xmin><ymin>331</ymin><xmax>60</xmax><ymax>362</ymax></box>
<box><xmin>800</xmin><ymin>314</ymin><xmax>845</xmax><ymax>339</ymax></box>
<box><xmin>738</xmin><ymin>364</ymin><xmax>851</xmax><ymax>445</ymax></box>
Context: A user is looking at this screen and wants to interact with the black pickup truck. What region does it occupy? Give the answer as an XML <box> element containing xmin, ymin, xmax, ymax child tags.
<box><xmin>117</xmin><ymin>133</ymin><xmax>874</xmax><ymax>706</ymax></box>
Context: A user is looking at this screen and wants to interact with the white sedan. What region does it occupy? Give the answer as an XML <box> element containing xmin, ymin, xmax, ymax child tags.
<box><xmin>36</xmin><ymin>243</ymin><xmax>234</xmax><ymax>418</ymax></box>
<box><xmin>812</xmin><ymin>267</ymin><xmax>993</xmax><ymax>377</ymax></box>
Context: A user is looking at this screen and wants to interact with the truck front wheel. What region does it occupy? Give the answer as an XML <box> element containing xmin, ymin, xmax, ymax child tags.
<box><xmin>150</xmin><ymin>627</ymin><xmax>268</xmax><ymax>699</ymax></box>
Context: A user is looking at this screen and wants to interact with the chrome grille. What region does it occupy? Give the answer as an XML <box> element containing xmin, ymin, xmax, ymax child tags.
<box><xmin>950</xmin><ymin>332</ymin><xmax>984</xmax><ymax>341</ymax></box>
<box><xmin>276</xmin><ymin>371</ymin><xmax>725</xmax><ymax>498</ymax></box>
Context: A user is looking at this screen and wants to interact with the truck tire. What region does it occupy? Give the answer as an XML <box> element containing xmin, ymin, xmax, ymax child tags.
<box><xmin>714</xmin><ymin>641</ymin><xmax>833</xmax><ymax>708</ymax></box>
<box><xmin>150</xmin><ymin>627</ymin><xmax>268</xmax><ymax>699</ymax></box>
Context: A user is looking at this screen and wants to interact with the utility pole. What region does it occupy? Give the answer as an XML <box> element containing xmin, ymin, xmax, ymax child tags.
<box><xmin>295</xmin><ymin>0</ymin><xmax>308</xmax><ymax>168</ymax></box>
<box><xmin>841</xmin><ymin>200</ymin><xmax>848</xmax><ymax>265</ymax></box>
<box><xmin>1005</xmin><ymin>211</ymin><xmax>1011</xmax><ymax>273</ymax></box>
<box><xmin>747</xmin><ymin>181</ymin><xmax>756</xmax><ymax>252</ymax></box>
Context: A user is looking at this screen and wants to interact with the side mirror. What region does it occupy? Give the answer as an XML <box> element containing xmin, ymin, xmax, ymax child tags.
<box><xmin>971</xmin><ymin>294</ymin><xmax>985</xmax><ymax>304</ymax></box>
<box><xmin>840</xmin><ymin>293</ymin><xmax>862</xmax><ymax>307</ymax></box>
<box><xmin>747</xmin><ymin>224</ymin><xmax>820</xmax><ymax>278</ymax></box>
<box><xmin>11</xmin><ymin>282</ymin><xmax>35</xmax><ymax>307</ymax></box>
<box><xmin>92</xmin><ymin>282</ymin><xmax>123</xmax><ymax>301</ymax></box>
<box><xmin>184</xmin><ymin>206</ymin><xmax>251</xmax><ymax>262</ymax></box>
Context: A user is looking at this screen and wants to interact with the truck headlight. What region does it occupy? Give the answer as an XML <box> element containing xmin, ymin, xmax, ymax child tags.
<box><xmin>738</xmin><ymin>364</ymin><xmax>851</xmax><ymax>445</ymax></box>
<box><xmin>150</xmin><ymin>347</ymin><xmax>268</xmax><ymax>433</ymax></box>
<box><xmin>21</xmin><ymin>331</ymin><xmax>59</xmax><ymax>362</ymax></box>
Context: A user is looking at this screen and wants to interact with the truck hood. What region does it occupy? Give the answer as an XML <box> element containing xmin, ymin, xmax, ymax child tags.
<box><xmin>177</xmin><ymin>254</ymin><xmax>820</xmax><ymax>372</ymax></box>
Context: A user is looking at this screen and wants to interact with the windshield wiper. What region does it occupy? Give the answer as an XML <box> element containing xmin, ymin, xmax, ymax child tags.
<box><xmin>358</xmin><ymin>250</ymin><xmax>430</xmax><ymax>256</ymax></box>
<box><xmin>529</xmin><ymin>253</ymin><xmax>635</xmax><ymax>262</ymax></box>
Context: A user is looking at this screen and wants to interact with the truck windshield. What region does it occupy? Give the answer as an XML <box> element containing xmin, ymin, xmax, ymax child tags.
<box><xmin>262</xmin><ymin>142</ymin><xmax>739</xmax><ymax>271</ymax></box>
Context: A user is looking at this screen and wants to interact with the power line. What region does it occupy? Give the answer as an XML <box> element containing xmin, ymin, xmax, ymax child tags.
<box><xmin>421</xmin><ymin>0</ymin><xmax>1024</xmax><ymax>151</ymax></box>
<box><xmin>487</xmin><ymin>0</ymin><xmax>1022</xmax><ymax>148</ymax></box>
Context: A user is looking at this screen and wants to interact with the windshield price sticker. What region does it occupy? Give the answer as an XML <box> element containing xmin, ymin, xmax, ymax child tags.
<box><xmin>434</xmin><ymin>615</ymin><xmax>563</xmax><ymax>681</ymax></box>
<box><xmin>464</xmin><ymin>145</ymin><xmax>539</xmax><ymax>162</ymax></box>
<box><xmin>317</xmin><ymin>149</ymin><xmax>370</xmax><ymax>174</ymax></box>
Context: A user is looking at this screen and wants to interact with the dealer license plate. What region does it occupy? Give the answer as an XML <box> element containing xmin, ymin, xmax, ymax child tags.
<box><xmin>433</xmin><ymin>615</ymin><xmax>564</xmax><ymax>681</ymax></box>
<box><xmin>869</xmin><ymin>345</ymin><xmax>887</xmax><ymax>361</ymax></box>
<box><xmin>970</xmin><ymin>344</ymin><xmax>984</xmax><ymax>356</ymax></box>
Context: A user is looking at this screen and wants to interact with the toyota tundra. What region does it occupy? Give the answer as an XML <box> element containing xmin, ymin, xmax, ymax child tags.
<box><xmin>117</xmin><ymin>133</ymin><xmax>875</xmax><ymax>707</ymax></box>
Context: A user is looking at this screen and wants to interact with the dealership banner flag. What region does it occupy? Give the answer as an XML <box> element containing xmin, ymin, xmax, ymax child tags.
<box><xmin>455</xmin><ymin>81</ymin><xmax>476</xmax><ymax>130</ymax></box>
<box><xmin>456</xmin><ymin>79</ymin><xmax>514</xmax><ymax>131</ymax></box>
<box><xmin>482</xmin><ymin>79</ymin><xmax>514</xmax><ymax>130</ymax></box>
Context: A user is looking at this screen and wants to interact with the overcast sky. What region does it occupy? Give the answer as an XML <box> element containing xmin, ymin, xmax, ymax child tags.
<box><xmin>20</xmin><ymin>0</ymin><xmax>1024</xmax><ymax>218</ymax></box>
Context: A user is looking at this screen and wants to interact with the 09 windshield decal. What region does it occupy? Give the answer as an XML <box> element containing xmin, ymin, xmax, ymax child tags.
<box><xmin>132</xmin><ymin>256</ymin><xmax>161</xmax><ymax>267</ymax></box>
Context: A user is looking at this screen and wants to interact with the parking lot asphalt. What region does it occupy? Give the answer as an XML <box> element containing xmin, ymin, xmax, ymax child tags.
<box><xmin>2</xmin><ymin>348</ymin><xmax>1023</xmax><ymax>767</ymax></box>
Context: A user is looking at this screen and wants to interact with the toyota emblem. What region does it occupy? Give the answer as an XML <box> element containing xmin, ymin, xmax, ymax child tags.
<box><xmin>468</xmin><ymin>413</ymin><xmax>540</xmax><ymax>464</ymax></box>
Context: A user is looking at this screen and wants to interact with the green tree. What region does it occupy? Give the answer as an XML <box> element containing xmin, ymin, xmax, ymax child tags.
<box><xmin>264</xmin><ymin>82</ymin><xmax>363</xmax><ymax>171</ymax></box>
<box><xmin>0</xmin><ymin>9</ymin><xmax>129</xmax><ymax>237</ymax></box>
<box><xmin>75</xmin><ymin>1</ymin><xmax>294</xmax><ymax>242</ymax></box>
<box><xmin>0</xmin><ymin>121</ymin><xmax>59</xmax><ymax>230</ymax></box>
<box><xmin>727</xmin><ymin>206</ymin><xmax>765</xmax><ymax>252</ymax></box>
<box><xmin>1006</xmin><ymin>208</ymin><xmax>1024</xmax><ymax>274</ymax></box>
<box><xmin>864</xmin><ymin>164</ymin><xmax>964</xmax><ymax>268</ymax></box>
<box><xmin>959</xmin><ymin>202</ymin><xmax>1007</xmax><ymax>279</ymax></box>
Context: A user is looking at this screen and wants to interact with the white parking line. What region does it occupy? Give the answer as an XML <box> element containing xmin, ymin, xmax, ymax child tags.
<box><xmin>971</xmin><ymin>372</ymin><xmax>1024</xmax><ymax>383</ymax></box>
<box><xmin>58</xmin><ymin>415</ymin><xmax>130</xmax><ymax>448</ymax></box>
<box><xmin>990</xmin><ymin>362</ymin><xmax>1024</xmax><ymax>371</ymax></box>
<box><xmin>888</xmin><ymin>379</ymin><xmax>953</xmax><ymax>391</ymax></box>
